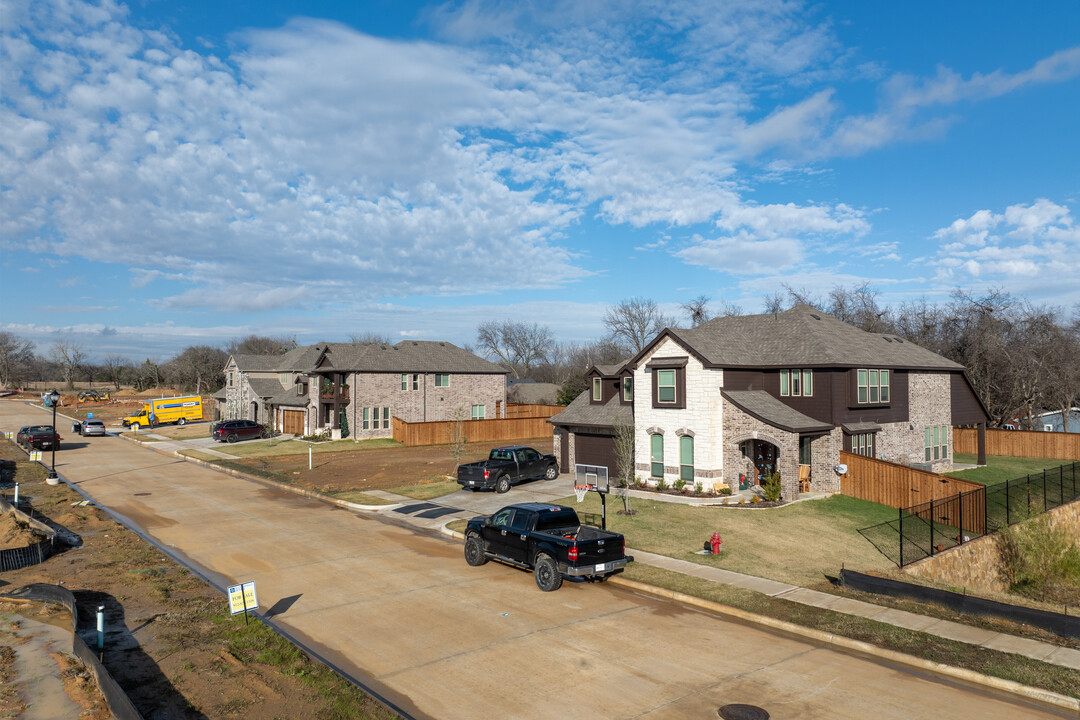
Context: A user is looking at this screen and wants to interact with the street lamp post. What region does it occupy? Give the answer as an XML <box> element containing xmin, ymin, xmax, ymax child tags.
<box><xmin>46</xmin><ymin>389</ymin><xmax>60</xmax><ymax>481</ymax></box>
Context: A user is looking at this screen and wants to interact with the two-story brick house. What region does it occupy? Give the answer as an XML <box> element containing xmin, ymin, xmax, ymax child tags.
<box><xmin>552</xmin><ymin>305</ymin><xmax>989</xmax><ymax>500</ymax></box>
<box><xmin>223</xmin><ymin>340</ymin><xmax>508</xmax><ymax>438</ymax></box>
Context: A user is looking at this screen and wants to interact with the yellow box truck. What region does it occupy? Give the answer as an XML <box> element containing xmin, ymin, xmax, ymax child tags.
<box><xmin>122</xmin><ymin>396</ymin><xmax>202</xmax><ymax>429</ymax></box>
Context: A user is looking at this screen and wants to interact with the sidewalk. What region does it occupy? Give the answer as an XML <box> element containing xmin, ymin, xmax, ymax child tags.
<box><xmin>375</xmin><ymin>484</ymin><xmax>1080</xmax><ymax>674</ymax></box>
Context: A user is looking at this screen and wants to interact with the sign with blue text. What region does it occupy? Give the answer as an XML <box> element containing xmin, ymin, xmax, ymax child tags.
<box><xmin>227</xmin><ymin>581</ymin><xmax>258</xmax><ymax>616</ymax></box>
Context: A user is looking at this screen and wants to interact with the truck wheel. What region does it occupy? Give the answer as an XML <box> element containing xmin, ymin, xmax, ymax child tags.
<box><xmin>495</xmin><ymin>475</ymin><xmax>511</xmax><ymax>494</ymax></box>
<box><xmin>177</xmin><ymin>418</ymin><xmax>186</xmax><ymax>426</ymax></box>
<box><xmin>544</xmin><ymin>464</ymin><xmax>558</xmax><ymax>480</ymax></box>
<box><xmin>464</xmin><ymin>534</ymin><xmax>488</xmax><ymax>566</ymax></box>
<box><xmin>534</xmin><ymin>553</ymin><xmax>562</xmax><ymax>592</ymax></box>
<box><xmin>227</xmin><ymin>433</ymin><xmax>238</xmax><ymax>443</ymax></box>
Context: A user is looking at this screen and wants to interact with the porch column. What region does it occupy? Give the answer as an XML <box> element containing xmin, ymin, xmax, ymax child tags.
<box><xmin>977</xmin><ymin>422</ymin><xmax>986</xmax><ymax>466</ymax></box>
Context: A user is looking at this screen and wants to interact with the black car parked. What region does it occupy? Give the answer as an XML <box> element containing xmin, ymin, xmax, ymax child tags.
<box><xmin>212</xmin><ymin>419</ymin><xmax>267</xmax><ymax>443</ymax></box>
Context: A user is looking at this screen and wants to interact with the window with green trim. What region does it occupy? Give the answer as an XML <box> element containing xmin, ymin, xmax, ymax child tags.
<box><xmin>679</xmin><ymin>435</ymin><xmax>694</xmax><ymax>482</ymax></box>
<box><xmin>857</xmin><ymin>368</ymin><xmax>889</xmax><ymax>404</ymax></box>
<box><xmin>657</xmin><ymin>370</ymin><xmax>676</xmax><ymax>403</ymax></box>
<box><xmin>650</xmin><ymin>434</ymin><xmax>664</xmax><ymax>477</ymax></box>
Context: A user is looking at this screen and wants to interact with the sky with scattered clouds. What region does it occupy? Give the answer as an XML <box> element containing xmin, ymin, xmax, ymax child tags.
<box><xmin>2</xmin><ymin>0</ymin><xmax>1079</xmax><ymax>361</ymax></box>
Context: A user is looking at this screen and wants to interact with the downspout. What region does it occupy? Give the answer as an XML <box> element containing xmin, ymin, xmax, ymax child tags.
<box><xmin>424</xmin><ymin>373</ymin><xmax>427</xmax><ymax>422</ymax></box>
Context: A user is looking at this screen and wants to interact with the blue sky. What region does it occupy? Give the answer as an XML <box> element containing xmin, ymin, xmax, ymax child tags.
<box><xmin>2</xmin><ymin>0</ymin><xmax>1079</xmax><ymax>362</ymax></box>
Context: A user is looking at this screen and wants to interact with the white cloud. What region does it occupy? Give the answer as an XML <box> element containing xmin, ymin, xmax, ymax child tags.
<box><xmin>675</xmin><ymin>234</ymin><xmax>803</xmax><ymax>274</ymax></box>
<box><xmin>932</xmin><ymin>199</ymin><xmax>1080</xmax><ymax>296</ymax></box>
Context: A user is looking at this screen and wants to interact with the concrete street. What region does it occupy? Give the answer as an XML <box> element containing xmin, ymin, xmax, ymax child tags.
<box><xmin>1</xmin><ymin>401</ymin><xmax>1072</xmax><ymax>720</ymax></box>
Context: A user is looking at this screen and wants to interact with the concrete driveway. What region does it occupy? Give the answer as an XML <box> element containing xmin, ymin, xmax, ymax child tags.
<box><xmin>0</xmin><ymin>401</ymin><xmax>1067</xmax><ymax>720</ymax></box>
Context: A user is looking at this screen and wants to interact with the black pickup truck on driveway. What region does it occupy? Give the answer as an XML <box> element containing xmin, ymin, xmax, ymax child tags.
<box><xmin>457</xmin><ymin>446</ymin><xmax>559</xmax><ymax>493</ymax></box>
<box><xmin>464</xmin><ymin>503</ymin><xmax>632</xmax><ymax>591</ymax></box>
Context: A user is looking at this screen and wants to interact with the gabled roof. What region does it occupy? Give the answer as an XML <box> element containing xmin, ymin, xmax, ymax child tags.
<box><xmin>633</xmin><ymin>305</ymin><xmax>964</xmax><ymax>371</ymax></box>
<box><xmin>228</xmin><ymin>340</ymin><xmax>507</xmax><ymax>375</ymax></box>
<box><xmin>548</xmin><ymin>390</ymin><xmax>632</xmax><ymax>430</ymax></box>
<box><xmin>247</xmin><ymin>378</ymin><xmax>308</xmax><ymax>407</ymax></box>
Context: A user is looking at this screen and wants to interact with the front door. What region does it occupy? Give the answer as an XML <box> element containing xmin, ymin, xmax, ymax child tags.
<box><xmin>740</xmin><ymin>440</ymin><xmax>778</xmax><ymax>486</ymax></box>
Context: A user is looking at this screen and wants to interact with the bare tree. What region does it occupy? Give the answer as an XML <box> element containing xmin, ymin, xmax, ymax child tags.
<box><xmin>348</xmin><ymin>331</ymin><xmax>393</xmax><ymax>346</ymax></box>
<box><xmin>0</xmin><ymin>332</ymin><xmax>35</xmax><ymax>388</ymax></box>
<box><xmin>134</xmin><ymin>359</ymin><xmax>161</xmax><ymax>391</ymax></box>
<box><xmin>611</xmin><ymin>419</ymin><xmax>637</xmax><ymax>514</ymax></box>
<box><xmin>762</xmin><ymin>291</ymin><xmax>785</xmax><ymax>314</ymax></box>
<box><xmin>50</xmin><ymin>340</ymin><xmax>85</xmax><ymax>390</ymax></box>
<box><xmin>555</xmin><ymin>339</ymin><xmax>626</xmax><ymax>404</ymax></box>
<box><xmin>475</xmin><ymin>320</ymin><xmax>554</xmax><ymax>379</ymax></box>
<box><xmin>826</xmin><ymin>283</ymin><xmax>892</xmax><ymax>333</ymax></box>
<box><xmin>226</xmin><ymin>335</ymin><xmax>297</xmax><ymax>355</ymax></box>
<box><xmin>163</xmin><ymin>345</ymin><xmax>229</xmax><ymax>394</ymax></box>
<box><xmin>446</xmin><ymin>404</ymin><xmax>470</xmax><ymax>470</ymax></box>
<box><xmin>681</xmin><ymin>295</ymin><xmax>712</xmax><ymax>327</ymax></box>
<box><xmin>102</xmin><ymin>354</ymin><xmax>130</xmax><ymax>391</ymax></box>
<box><xmin>602</xmin><ymin>297</ymin><xmax>675</xmax><ymax>355</ymax></box>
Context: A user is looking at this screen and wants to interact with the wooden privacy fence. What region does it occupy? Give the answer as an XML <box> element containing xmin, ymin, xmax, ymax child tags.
<box><xmin>954</xmin><ymin>427</ymin><xmax>1080</xmax><ymax>460</ymax></box>
<box><xmin>393</xmin><ymin>416</ymin><xmax>553</xmax><ymax>447</ymax></box>
<box><xmin>839</xmin><ymin>451</ymin><xmax>983</xmax><ymax>508</ymax></box>
<box><xmin>504</xmin><ymin>403</ymin><xmax>563</xmax><ymax>419</ymax></box>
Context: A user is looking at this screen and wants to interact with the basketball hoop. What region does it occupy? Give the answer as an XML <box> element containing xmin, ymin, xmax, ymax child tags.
<box><xmin>574</xmin><ymin>484</ymin><xmax>589</xmax><ymax>503</ymax></box>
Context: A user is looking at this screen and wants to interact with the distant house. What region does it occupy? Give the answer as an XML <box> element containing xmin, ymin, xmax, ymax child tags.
<box><xmin>1035</xmin><ymin>408</ymin><xmax>1080</xmax><ymax>433</ymax></box>
<box><xmin>223</xmin><ymin>341</ymin><xmax>508</xmax><ymax>437</ymax></box>
<box><xmin>552</xmin><ymin>305</ymin><xmax>990</xmax><ymax>500</ymax></box>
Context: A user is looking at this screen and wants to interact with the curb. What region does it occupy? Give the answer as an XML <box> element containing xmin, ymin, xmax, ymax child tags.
<box><xmin>607</xmin><ymin>577</ymin><xmax>1080</xmax><ymax>716</ymax></box>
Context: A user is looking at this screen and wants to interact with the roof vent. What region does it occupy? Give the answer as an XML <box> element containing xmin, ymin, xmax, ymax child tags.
<box><xmin>412</xmin><ymin>341</ymin><xmax>418</xmax><ymax>345</ymax></box>
<box><xmin>810</xmin><ymin>313</ymin><xmax>821</xmax><ymax>320</ymax></box>
<box><xmin>894</xmin><ymin>337</ymin><xmax>904</xmax><ymax>343</ymax></box>
<box><xmin>883</xmin><ymin>336</ymin><xmax>893</xmax><ymax>342</ymax></box>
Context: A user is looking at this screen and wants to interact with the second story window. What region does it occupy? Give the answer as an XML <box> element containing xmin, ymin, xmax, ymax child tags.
<box><xmin>401</xmin><ymin>373</ymin><xmax>419</xmax><ymax>391</ymax></box>
<box><xmin>435</xmin><ymin>373</ymin><xmax>450</xmax><ymax>387</ymax></box>
<box><xmin>592</xmin><ymin>377</ymin><xmax>602</xmax><ymax>401</ymax></box>
<box><xmin>623</xmin><ymin>376</ymin><xmax>633</xmax><ymax>402</ymax></box>
<box><xmin>857</xmin><ymin>369</ymin><xmax>890</xmax><ymax>404</ymax></box>
<box><xmin>657</xmin><ymin>370</ymin><xmax>676</xmax><ymax>403</ymax></box>
<box><xmin>780</xmin><ymin>369</ymin><xmax>812</xmax><ymax>397</ymax></box>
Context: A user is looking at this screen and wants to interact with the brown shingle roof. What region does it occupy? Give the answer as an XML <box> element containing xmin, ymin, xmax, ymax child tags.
<box><xmin>548</xmin><ymin>391</ymin><xmax>632</xmax><ymax>430</ymax></box>
<box><xmin>722</xmin><ymin>390</ymin><xmax>833</xmax><ymax>433</ymax></box>
<box><xmin>231</xmin><ymin>341</ymin><xmax>506</xmax><ymax>375</ymax></box>
<box><xmin>663</xmin><ymin>304</ymin><xmax>963</xmax><ymax>370</ymax></box>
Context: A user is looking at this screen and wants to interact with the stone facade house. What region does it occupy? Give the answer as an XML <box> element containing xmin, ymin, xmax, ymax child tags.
<box><xmin>223</xmin><ymin>341</ymin><xmax>508</xmax><ymax>438</ymax></box>
<box><xmin>553</xmin><ymin>305</ymin><xmax>989</xmax><ymax>500</ymax></box>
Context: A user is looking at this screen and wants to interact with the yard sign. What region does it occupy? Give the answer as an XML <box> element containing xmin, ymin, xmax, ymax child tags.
<box><xmin>228</xmin><ymin>581</ymin><xmax>258</xmax><ymax>618</ymax></box>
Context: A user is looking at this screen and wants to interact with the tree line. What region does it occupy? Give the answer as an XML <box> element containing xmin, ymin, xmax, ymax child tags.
<box><xmin>475</xmin><ymin>286</ymin><xmax>1080</xmax><ymax>430</ymax></box>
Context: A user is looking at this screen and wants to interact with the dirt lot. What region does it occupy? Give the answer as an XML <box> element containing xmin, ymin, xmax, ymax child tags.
<box><xmin>219</xmin><ymin>437</ymin><xmax>553</xmax><ymax>496</ymax></box>
<box><xmin>5</xmin><ymin>389</ymin><xmax>206</xmax><ymax>428</ymax></box>
<box><xmin>0</xmin><ymin>441</ymin><xmax>394</xmax><ymax>719</ymax></box>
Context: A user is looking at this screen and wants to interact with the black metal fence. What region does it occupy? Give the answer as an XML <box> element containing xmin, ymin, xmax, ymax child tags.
<box><xmin>859</xmin><ymin>461</ymin><xmax>1080</xmax><ymax>568</ymax></box>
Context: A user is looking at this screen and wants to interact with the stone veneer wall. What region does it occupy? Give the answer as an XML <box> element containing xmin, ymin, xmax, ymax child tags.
<box><xmin>876</xmin><ymin>371</ymin><xmax>954</xmax><ymax>473</ymax></box>
<box><xmin>810</xmin><ymin>427</ymin><xmax>844</xmax><ymax>493</ymax></box>
<box><xmin>904</xmin><ymin>499</ymin><xmax>1080</xmax><ymax>594</ymax></box>
<box><xmin>722</xmin><ymin>402</ymin><xmax>801</xmax><ymax>499</ymax></box>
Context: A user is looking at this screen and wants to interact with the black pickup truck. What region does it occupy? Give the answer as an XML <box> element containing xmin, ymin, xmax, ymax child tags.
<box><xmin>464</xmin><ymin>503</ymin><xmax>632</xmax><ymax>591</ymax></box>
<box><xmin>21</xmin><ymin>425</ymin><xmax>61</xmax><ymax>451</ymax></box>
<box><xmin>457</xmin><ymin>446</ymin><xmax>559</xmax><ymax>493</ymax></box>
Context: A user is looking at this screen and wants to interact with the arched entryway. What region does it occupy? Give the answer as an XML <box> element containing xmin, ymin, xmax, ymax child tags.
<box><xmin>739</xmin><ymin>439</ymin><xmax>778</xmax><ymax>489</ymax></box>
<box><xmin>250</xmin><ymin>401</ymin><xmax>259</xmax><ymax>423</ymax></box>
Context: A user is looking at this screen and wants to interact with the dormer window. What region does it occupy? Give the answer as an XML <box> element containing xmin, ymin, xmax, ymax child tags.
<box><xmin>646</xmin><ymin>357</ymin><xmax>687</xmax><ymax>409</ymax></box>
<box><xmin>592</xmin><ymin>377</ymin><xmax>602</xmax><ymax>402</ymax></box>
<box><xmin>622</xmin><ymin>377</ymin><xmax>633</xmax><ymax>402</ymax></box>
<box><xmin>657</xmin><ymin>370</ymin><xmax>676</xmax><ymax>403</ymax></box>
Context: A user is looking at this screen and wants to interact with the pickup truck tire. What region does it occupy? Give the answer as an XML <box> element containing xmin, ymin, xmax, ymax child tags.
<box><xmin>464</xmin><ymin>534</ymin><xmax>489</xmax><ymax>566</ymax></box>
<box><xmin>534</xmin><ymin>553</ymin><xmax>562</xmax><ymax>592</ymax></box>
<box><xmin>544</xmin><ymin>464</ymin><xmax>558</xmax><ymax>480</ymax></box>
<box><xmin>495</xmin><ymin>475</ymin><xmax>511</xmax><ymax>494</ymax></box>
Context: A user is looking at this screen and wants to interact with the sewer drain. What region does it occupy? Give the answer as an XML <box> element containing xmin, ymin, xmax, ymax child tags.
<box><xmin>134</xmin><ymin>492</ymin><xmax>152</xmax><ymax>496</ymax></box>
<box><xmin>718</xmin><ymin>704</ymin><xmax>769</xmax><ymax>720</ymax></box>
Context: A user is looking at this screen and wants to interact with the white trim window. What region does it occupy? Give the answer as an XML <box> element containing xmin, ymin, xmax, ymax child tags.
<box><xmin>623</xmin><ymin>377</ymin><xmax>633</xmax><ymax>402</ymax></box>
<box><xmin>435</xmin><ymin>373</ymin><xmax>450</xmax><ymax>387</ymax></box>
<box><xmin>657</xmin><ymin>370</ymin><xmax>677</xmax><ymax>403</ymax></box>
<box><xmin>857</xmin><ymin>369</ymin><xmax>890</xmax><ymax>404</ymax></box>
<box><xmin>924</xmin><ymin>425</ymin><xmax>948</xmax><ymax>461</ymax></box>
<box><xmin>852</xmin><ymin>432</ymin><xmax>875</xmax><ymax>457</ymax></box>
<box><xmin>592</xmin><ymin>377</ymin><xmax>602</xmax><ymax>401</ymax></box>
<box><xmin>780</xmin><ymin>369</ymin><xmax>813</xmax><ymax>397</ymax></box>
<box><xmin>472</xmin><ymin>404</ymin><xmax>485</xmax><ymax>420</ymax></box>
<box><xmin>401</xmin><ymin>373</ymin><xmax>419</xmax><ymax>391</ymax></box>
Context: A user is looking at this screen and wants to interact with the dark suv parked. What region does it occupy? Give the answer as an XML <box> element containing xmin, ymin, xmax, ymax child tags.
<box><xmin>213</xmin><ymin>420</ymin><xmax>267</xmax><ymax>443</ymax></box>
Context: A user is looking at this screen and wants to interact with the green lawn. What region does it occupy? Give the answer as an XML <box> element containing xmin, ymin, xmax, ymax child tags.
<box><xmin>549</xmin><ymin>493</ymin><xmax>899</xmax><ymax>587</ymax></box>
<box><xmin>946</xmin><ymin>453</ymin><xmax>1075</xmax><ymax>486</ymax></box>
<box><xmin>217</xmin><ymin>437</ymin><xmax>400</xmax><ymax>458</ymax></box>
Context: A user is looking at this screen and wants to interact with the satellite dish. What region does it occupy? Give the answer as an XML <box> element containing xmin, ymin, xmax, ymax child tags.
<box><xmin>834</xmin><ymin>464</ymin><xmax>848</xmax><ymax>475</ymax></box>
